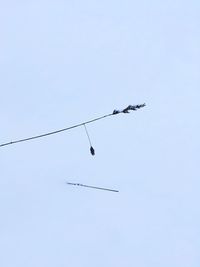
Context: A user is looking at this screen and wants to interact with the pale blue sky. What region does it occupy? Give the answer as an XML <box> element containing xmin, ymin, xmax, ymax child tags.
<box><xmin>0</xmin><ymin>1</ymin><xmax>200</xmax><ymax>266</ymax></box>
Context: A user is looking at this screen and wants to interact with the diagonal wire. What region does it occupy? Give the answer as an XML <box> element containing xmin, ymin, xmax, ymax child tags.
<box><xmin>0</xmin><ymin>103</ymin><xmax>145</xmax><ymax>148</ymax></box>
<box><xmin>0</xmin><ymin>113</ymin><xmax>112</xmax><ymax>148</ymax></box>
<box><xmin>66</xmin><ymin>182</ymin><xmax>119</xmax><ymax>193</ymax></box>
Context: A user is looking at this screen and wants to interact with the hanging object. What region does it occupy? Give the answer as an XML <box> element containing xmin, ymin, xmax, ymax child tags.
<box><xmin>66</xmin><ymin>182</ymin><xmax>119</xmax><ymax>193</ymax></box>
<box><xmin>83</xmin><ymin>124</ymin><xmax>95</xmax><ymax>156</ymax></box>
<box><xmin>90</xmin><ymin>146</ymin><xmax>95</xmax><ymax>156</ymax></box>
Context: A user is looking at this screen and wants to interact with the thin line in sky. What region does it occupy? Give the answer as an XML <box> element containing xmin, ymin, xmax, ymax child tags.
<box><xmin>66</xmin><ymin>182</ymin><xmax>119</xmax><ymax>193</ymax></box>
<box><xmin>0</xmin><ymin>104</ymin><xmax>145</xmax><ymax>148</ymax></box>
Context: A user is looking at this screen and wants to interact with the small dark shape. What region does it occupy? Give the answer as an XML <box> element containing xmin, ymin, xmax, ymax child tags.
<box><xmin>123</xmin><ymin>105</ymin><xmax>135</xmax><ymax>113</ymax></box>
<box><xmin>112</xmin><ymin>109</ymin><xmax>120</xmax><ymax>115</ymax></box>
<box><xmin>122</xmin><ymin>106</ymin><xmax>131</xmax><ymax>113</ymax></box>
<box><xmin>122</xmin><ymin>103</ymin><xmax>146</xmax><ymax>113</ymax></box>
<box><xmin>90</xmin><ymin>146</ymin><xmax>95</xmax><ymax>156</ymax></box>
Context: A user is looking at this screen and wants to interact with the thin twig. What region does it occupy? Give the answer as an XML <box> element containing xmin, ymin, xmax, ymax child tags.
<box><xmin>66</xmin><ymin>182</ymin><xmax>119</xmax><ymax>193</ymax></box>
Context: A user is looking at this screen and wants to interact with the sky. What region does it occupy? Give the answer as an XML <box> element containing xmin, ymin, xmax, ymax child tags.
<box><xmin>0</xmin><ymin>1</ymin><xmax>200</xmax><ymax>266</ymax></box>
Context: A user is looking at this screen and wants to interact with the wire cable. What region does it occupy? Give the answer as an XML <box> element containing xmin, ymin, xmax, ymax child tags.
<box><xmin>0</xmin><ymin>114</ymin><xmax>111</xmax><ymax>148</ymax></box>
<box><xmin>66</xmin><ymin>182</ymin><xmax>119</xmax><ymax>192</ymax></box>
<box><xmin>83</xmin><ymin>124</ymin><xmax>92</xmax><ymax>147</ymax></box>
<box><xmin>0</xmin><ymin>103</ymin><xmax>145</xmax><ymax>148</ymax></box>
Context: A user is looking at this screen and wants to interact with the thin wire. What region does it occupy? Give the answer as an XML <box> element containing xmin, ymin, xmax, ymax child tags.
<box><xmin>0</xmin><ymin>103</ymin><xmax>146</xmax><ymax>148</ymax></box>
<box><xmin>0</xmin><ymin>113</ymin><xmax>112</xmax><ymax>148</ymax></box>
<box><xmin>83</xmin><ymin>124</ymin><xmax>92</xmax><ymax>147</ymax></box>
<box><xmin>66</xmin><ymin>182</ymin><xmax>119</xmax><ymax>193</ymax></box>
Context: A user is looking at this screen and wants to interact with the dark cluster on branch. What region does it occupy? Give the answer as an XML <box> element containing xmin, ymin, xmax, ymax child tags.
<box><xmin>112</xmin><ymin>103</ymin><xmax>146</xmax><ymax>115</ymax></box>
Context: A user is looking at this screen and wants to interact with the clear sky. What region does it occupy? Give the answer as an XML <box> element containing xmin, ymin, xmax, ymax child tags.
<box><xmin>0</xmin><ymin>1</ymin><xmax>200</xmax><ymax>266</ymax></box>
